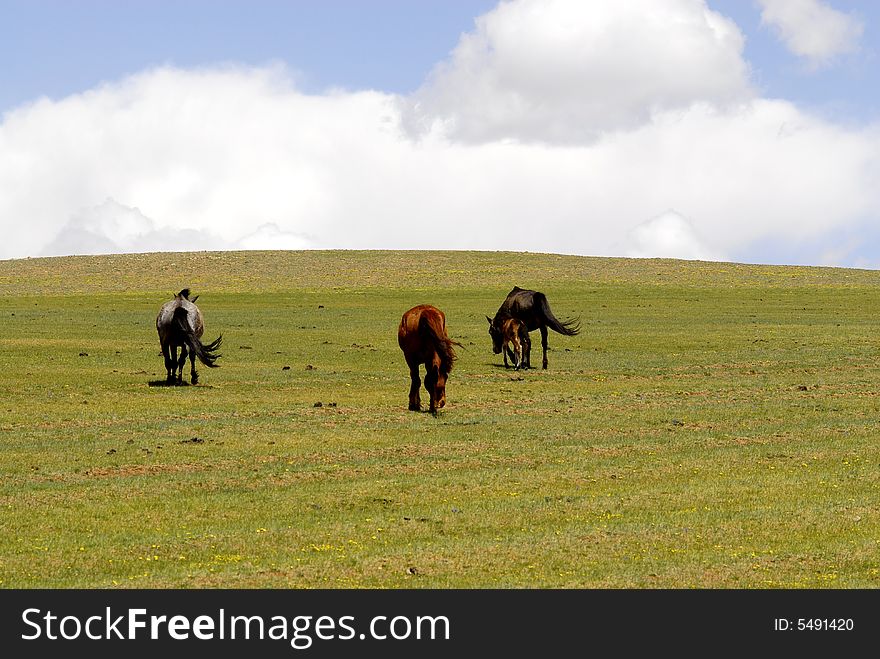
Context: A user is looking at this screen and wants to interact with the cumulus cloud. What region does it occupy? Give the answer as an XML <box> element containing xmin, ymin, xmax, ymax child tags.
<box><xmin>625</xmin><ymin>211</ymin><xmax>726</xmax><ymax>261</ymax></box>
<box><xmin>758</xmin><ymin>0</ymin><xmax>863</xmax><ymax>68</ymax></box>
<box><xmin>402</xmin><ymin>0</ymin><xmax>751</xmax><ymax>143</ymax></box>
<box><xmin>1</xmin><ymin>1</ymin><xmax>879</xmax><ymax>267</ymax></box>
<box><xmin>40</xmin><ymin>198</ymin><xmax>310</xmax><ymax>256</ymax></box>
<box><xmin>0</xmin><ymin>65</ymin><xmax>379</xmax><ymax>259</ymax></box>
<box><xmin>42</xmin><ymin>199</ymin><xmax>161</xmax><ymax>256</ymax></box>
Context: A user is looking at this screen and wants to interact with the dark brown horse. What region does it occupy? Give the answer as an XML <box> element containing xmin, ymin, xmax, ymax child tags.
<box><xmin>487</xmin><ymin>286</ymin><xmax>579</xmax><ymax>369</ymax></box>
<box><xmin>398</xmin><ymin>305</ymin><xmax>461</xmax><ymax>413</ymax></box>
<box><xmin>156</xmin><ymin>289</ymin><xmax>222</xmax><ymax>384</ymax></box>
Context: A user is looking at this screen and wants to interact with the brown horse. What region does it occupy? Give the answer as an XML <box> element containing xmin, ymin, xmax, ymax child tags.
<box><xmin>500</xmin><ymin>317</ymin><xmax>529</xmax><ymax>370</ymax></box>
<box><xmin>156</xmin><ymin>289</ymin><xmax>222</xmax><ymax>384</ymax></box>
<box><xmin>398</xmin><ymin>305</ymin><xmax>461</xmax><ymax>413</ymax></box>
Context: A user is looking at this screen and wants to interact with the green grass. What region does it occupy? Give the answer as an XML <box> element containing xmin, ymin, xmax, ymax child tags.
<box><xmin>0</xmin><ymin>250</ymin><xmax>878</xmax><ymax>588</ymax></box>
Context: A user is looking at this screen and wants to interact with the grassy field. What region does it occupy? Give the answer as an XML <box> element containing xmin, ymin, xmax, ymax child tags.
<box><xmin>0</xmin><ymin>250</ymin><xmax>878</xmax><ymax>588</ymax></box>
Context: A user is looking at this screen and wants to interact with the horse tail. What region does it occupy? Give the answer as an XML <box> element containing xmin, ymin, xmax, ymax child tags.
<box><xmin>419</xmin><ymin>313</ymin><xmax>462</xmax><ymax>373</ymax></box>
<box><xmin>537</xmin><ymin>293</ymin><xmax>580</xmax><ymax>336</ymax></box>
<box><xmin>173</xmin><ymin>306</ymin><xmax>222</xmax><ymax>367</ymax></box>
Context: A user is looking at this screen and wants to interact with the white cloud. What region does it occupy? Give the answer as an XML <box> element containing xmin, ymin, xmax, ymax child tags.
<box><xmin>758</xmin><ymin>0</ymin><xmax>863</xmax><ymax>68</ymax></box>
<box><xmin>1</xmin><ymin>1</ymin><xmax>879</xmax><ymax>268</ymax></box>
<box><xmin>0</xmin><ymin>65</ymin><xmax>381</xmax><ymax>259</ymax></box>
<box><xmin>236</xmin><ymin>223</ymin><xmax>312</xmax><ymax>250</ymax></box>
<box><xmin>625</xmin><ymin>210</ymin><xmax>726</xmax><ymax>261</ymax></box>
<box><xmin>40</xmin><ymin>198</ymin><xmax>310</xmax><ymax>256</ymax></box>
<box><xmin>402</xmin><ymin>0</ymin><xmax>751</xmax><ymax>144</ymax></box>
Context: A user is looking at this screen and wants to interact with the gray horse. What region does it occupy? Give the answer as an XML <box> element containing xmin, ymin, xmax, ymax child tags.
<box><xmin>156</xmin><ymin>289</ymin><xmax>222</xmax><ymax>384</ymax></box>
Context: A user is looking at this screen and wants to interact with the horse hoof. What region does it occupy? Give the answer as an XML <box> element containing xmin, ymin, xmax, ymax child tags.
<box><xmin>408</xmin><ymin>404</ymin><xmax>420</xmax><ymax>411</ymax></box>
<box><xmin>191</xmin><ymin>376</ymin><xmax>199</xmax><ymax>385</ymax></box>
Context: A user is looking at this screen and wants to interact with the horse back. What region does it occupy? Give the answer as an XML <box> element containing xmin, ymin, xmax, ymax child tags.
<box><xmin>398</xmin><ymin>305</ymin><xmax>447</xmax><ymax>360</ymax></box>
<box><xmin>399</xmin><ymin>304</ymin><xmax>446</xmax><ymax>337</ymax></box>
<box><xmin>495</xmin><ymin>288</ymin><xmax>542</xmax><ymax>331</ymax></box>
<box><xmin>501</xmin><ymin>316</ymin><xmax>527</xmax><ymax>340</ymax></box>
<box><xmin>157</xmin><ymin>297</ymin><xmax>205</xmax><ymax>343</ymax></box>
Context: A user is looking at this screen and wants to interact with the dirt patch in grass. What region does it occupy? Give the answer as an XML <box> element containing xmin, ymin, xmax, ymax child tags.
<box><xmin>83</xmin><ymin>462</ymin><xmax>213</xmax><ymax>479</ymax></box>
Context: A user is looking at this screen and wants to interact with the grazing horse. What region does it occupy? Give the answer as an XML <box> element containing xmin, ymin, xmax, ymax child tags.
<box><xmin>156</xmin><ymin>289</ymin><xmax>222</xmax><ymax>384</ymax></box>
<box><xmin>487</xmin><ymin>286</ymin><xmax>579</xmax><ymax>369</ymax></box>
<box><xmin>500</xmin><ymin>317</ymin><xmax>529</xmax><ymax>370</ymax></box>
<box><xmin>398</xmin><ymin>305</ymin><xmax>461</xmax><ymax>413</ymax></box>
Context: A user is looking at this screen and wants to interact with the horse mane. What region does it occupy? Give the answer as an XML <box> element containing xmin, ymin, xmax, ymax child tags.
<box><xmin>177</xmin><ymin>288</ymin><xmax>191</xmax><ymax>300</ymax></box>
<box><xmin>492</xmin><ymin>309</ymin><xmax>513</xmax><ymax>324</ymax></box>
<box><xmin>436</xmin><ymin>335</ymin><xmax>459</xmax><ymax>375</ymax></box>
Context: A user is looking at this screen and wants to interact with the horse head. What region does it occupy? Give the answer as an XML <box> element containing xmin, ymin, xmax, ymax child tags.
<box><xmin>487</xmin><ymin>315</ymin><xmax>503</xmax><ymax>354</ymax></box>
<box><xmin>425</xmin><ymin>360</ymin><xmax>448</xmax><ymax>412</ymax></box>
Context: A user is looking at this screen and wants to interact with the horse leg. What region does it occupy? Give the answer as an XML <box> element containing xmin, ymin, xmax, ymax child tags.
<box><xmin>540</xmin><ymin>325</ymin><xmax>549</xmax><ymax>369</ymax></box>
<box><xmin>169</xmin><ymin>345</ymin><xmax>180</xmax><ymax>383</ymax></box>
<box><xmin>503</xmin><ymin>340</ymin><xmax>509</xmax><ymax>367</ymax></box>
<box><xmin>512</xmin><ymin>336</ymin><xmax>521</xmax><ymax>370</ymax></box>
<box><xmin>189</xmin><ymin>347</ymin><xmax>199</xmax><ymax>385</ymax></box>
<box><xmin>520</xmin><ymin>332</ymin><xmax>531</xmax><ymax>369</ymax></box>
<box><xmin>176</xmin><ymin>345</ymin><xmax>187</xmax><ymax>384</ymax></box>
<box><xmin>407</xmin><ymin>361</ymin><xmax>421</xmax><ymax>411</ymax></box>
<box><xmin>162</xmin><ymin>342</ymin><xmax>174</xmax><ymax>382</ymax></box>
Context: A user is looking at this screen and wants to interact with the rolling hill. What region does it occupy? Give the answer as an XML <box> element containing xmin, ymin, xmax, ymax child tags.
<box><xmin>0</xmin><ymin>250</ymin><xmax>878</xmax><ymax>587</ymax></box>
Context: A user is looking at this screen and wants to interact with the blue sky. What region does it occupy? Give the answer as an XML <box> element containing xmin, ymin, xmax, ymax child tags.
<box><xmin>2</xmin><ymin>0</ymin><xmax>875</xmax><ymax>114</ymax></box>
<box><xmin>1</xmin><ymin>0</ymin><xmax>879</xmax><ymax>266</ymax></box>
<box><xmin>713</xmin><ymin>0</ymin><xmax>879</xmax><ymax>120</ymax></box>
<box><xmin>0</xmin><ymin>1</ymin><xmax>497</xmax><ymax>109</ymax></box>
